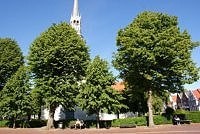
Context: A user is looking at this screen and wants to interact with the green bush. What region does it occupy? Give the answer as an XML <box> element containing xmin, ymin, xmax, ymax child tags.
<box><xmin>112</xmin><ymin>115</ymin><xmax>173</xmax><ymax>127</ymax></box>
<box><xmin>0</xmin><ymin>119</ymin><xmax>47</xmax><ymax>128</ymax></box>
<box><xmin>174</xmin><ymin>110</ymin><xmax>200</xmax><ymax>123</ymax></box>
<box><xmin>81</xmin><ymin>120</ymin><xmax>96</xmax><ymax>128</ymax></box>
<box><xmin>112</xmin><ymin>117</ymin><xmax>146</xmax><ymax>127</ymax></box>
<box><xmin>153</xmin><ymin>115</ymin><xmax>172</xmax><ymax>125</ymax></box>
<box><xmin>0</xmin><ymin>120</ymin><xmax>9</xmax><ymax>127</ymax></box>
<box><xmin>185</xmin><ymin>111</ymin><xmax>200</xmax><ymax>123</ymax></box>
<box><xmin>29</xmin><ymin>119</ymin><xmax>46</xmax><ymax>128</ymax></box>
<box><xmin>174</xmin><ymin>109</ymin><xmax>189</xmax><ymax>114</ymax></box>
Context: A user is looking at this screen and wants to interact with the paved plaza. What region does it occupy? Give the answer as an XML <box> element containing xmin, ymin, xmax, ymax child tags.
<box><xmin>0</xmin><ymin>124</ymin><xmax>200</xmax><ymax>134</ymax></box>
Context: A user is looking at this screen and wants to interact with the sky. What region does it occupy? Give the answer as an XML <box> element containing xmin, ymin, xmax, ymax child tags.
<box><xmin>0</xmin><ymin>0</ymin><xmax>199</xmax><ymax>90</ymax></box>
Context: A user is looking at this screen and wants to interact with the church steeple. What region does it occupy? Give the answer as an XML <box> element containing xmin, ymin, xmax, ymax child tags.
<box><xmin>70</xmin><ymin>0</ymin><xmax>81</xmax><ymax>35</ymax></box>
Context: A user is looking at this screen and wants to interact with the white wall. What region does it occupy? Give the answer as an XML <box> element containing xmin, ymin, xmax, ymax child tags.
<box><xmin>41</xmin><ymin>106</ymin><xmax>137</xmax><ymax>121</ymax></box>
<box><xmin>41</xmin><ymin>105</ymin><xmax>66</xmax><ymax>121</ymax></box>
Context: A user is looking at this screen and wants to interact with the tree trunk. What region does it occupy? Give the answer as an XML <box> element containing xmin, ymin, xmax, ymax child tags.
<box><xmin>13</xmin><ymin>118</ymin><xmax>16</xmax><ymax>129</ymax></box>
<box><xmin>38</xmin><ymin>110</ymin><xmax>41</xmax><ymax>120</ymax></box>
<box><xmin>147</xmin><ymin>89</ymin><xmax>154</xmax><ymax>127</ymax></box>
<box><xmin>46</xmin><ymin>105</ymin><xmax>55</xmax><ymax>130</ymax></box>
<box><xmin>96</xmin><ymin>112</ymin><xmax>100</xmax><ymax>129</ymax></box>
<box><xmin>117</xmin><ymin>111</ymin><xmax>120</xmax><ymax>119</ymax></box>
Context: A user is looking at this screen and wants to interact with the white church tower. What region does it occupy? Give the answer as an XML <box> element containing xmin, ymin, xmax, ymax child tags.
<box><xmin>70</xmin><ymin>0</ymin><xmax>81</xmax><ymax>35</ymax></box>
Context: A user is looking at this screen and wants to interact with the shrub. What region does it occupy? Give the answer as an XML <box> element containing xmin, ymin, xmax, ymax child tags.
<box><xmin>112</xmin><ymin>117</ymin><xmax>146</xmax><ymax>127</ymax></box>
<box><xmin>82</xmin><ymin>120</ymin><xmax>96</xmax><ymax>128</ymax></box>
<box><xmin>120</xmin><ymin>124</ymin><xmax>136</xmax><ymax>128</ymax></box>
<box><xmin>0</xmin><ymin>120</ymin><xmax>9</xmax><ymax>127</ymax></box>
<box><xmin>153</xmin><ymin>115</ymin><xmax>172</xmax><ymax>125</ymax></box>
<box><xmin>174</xmin><ymin>109</ymin><xmax>189</xmax><ymax>114</ymax></box>
<box><xmin>185</xmin><ymin>111</ymin><xmax>200</xmax><ymax>123</ymax></box>
<box><xmin>29</xmin><ymin>119</ymin><xmax>46</xmax><ymax>128</ymax></box>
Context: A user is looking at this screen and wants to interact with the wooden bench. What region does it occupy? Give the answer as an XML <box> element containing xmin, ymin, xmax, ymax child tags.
<box><xmin>69</xmin><ymin>120</ymin><xmax>85</xmax><ymax>129</ymax></box>
<box><xmin>180</xmin><ymin>120</ymin><xmax>192</xmax><ymax>124</ymax></box>
<box><xmin>173</xmin><ymin>114</ymin><xmax>192</xmax><ymax>125</ymax></box>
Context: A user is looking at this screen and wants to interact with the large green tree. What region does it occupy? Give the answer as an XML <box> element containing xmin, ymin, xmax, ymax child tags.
<box><xmin>121</xmin><ymin>88</ymin><xmax>168</xmax><ymax>115</ymax></box>
<box><xmin>27</xmin><ymin>22</ymin><xmax>90</xmax><ymax>129</ymax></box>
<box><xmin>113</xmin><ymin>11</ymin><xmax>199</xmax><ymax>127</ymax></box>
<box><xmin>30</xmin><ymin>87</ymin><xmax>44</xmax><ymax>119</ymax></box>
<box><xmin>77</xmin><ymin>56</ymin><xmax>126</xmax><ymax>129</ymax></box>
<box><xmin>0</xmin><ymin>65</ymin><xmax>31</xmax><ymax>128</ymax></box>
<box><xmin>0</xmin><ymin>38</ymin><xmax>24</xmax><ymax>90</ymax></box>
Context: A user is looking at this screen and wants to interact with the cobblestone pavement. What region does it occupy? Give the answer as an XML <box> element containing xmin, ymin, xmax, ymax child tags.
<box><xmin>0</xmin><ymin>123</ymin><xmax>200</xmax><ymax>134</ymax></box>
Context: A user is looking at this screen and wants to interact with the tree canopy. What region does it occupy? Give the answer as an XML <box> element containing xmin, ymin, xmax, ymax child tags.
<box><xmin>0</xmin><ymin>65</ymin><xmax>31</xmax><ymax>128</ymax></box>
<box><xmin>0</xmin><ymin>38</ymin><xmax>24</xmax><ymax>90</ymax></box>
<box><xmin>77</xmin><ymin>56</ymin><xmax>126</xmax><ymax>128</ymax></box>
<box><xmin>113</xmin><ymin>11</ymin><xmax>199</xmax><ymax>127</ymax></box>
<box><xmin>27</xmin><ymin>22</ymin><xmax>90</xmax><ymax>129</ymax></box>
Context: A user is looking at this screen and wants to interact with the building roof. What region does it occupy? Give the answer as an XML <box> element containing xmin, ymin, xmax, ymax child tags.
<box><xmin>172</xmin><ymin>95</ymin><xmax>177</xmax><ymax>103</ymax></box>
<box><xmin>192</xmin><ymin>89</ymin><xmax>200</xmax><ymax>100</ymax></box>
<box><xmin>112</xmin><ymin>82</ymin><xmax>125</xmax><ymax>91</ymax></box>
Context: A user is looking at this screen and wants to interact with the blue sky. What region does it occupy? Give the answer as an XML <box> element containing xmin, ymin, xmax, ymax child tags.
<box><xmin>0</xmin><ymin>0</ymin><xmax>199</xmax><ymax>90</ymax></box>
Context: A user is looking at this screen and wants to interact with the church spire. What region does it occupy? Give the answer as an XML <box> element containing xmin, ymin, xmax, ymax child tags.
<box><xmin>70</xmin><ymin>0</ymin><xmax>81</xmax><ymax>35</ymax></box>
<box><xmin>72</xmin><ymin>0</ymin><xmax>80</xmax><ymax>17</ymax></box>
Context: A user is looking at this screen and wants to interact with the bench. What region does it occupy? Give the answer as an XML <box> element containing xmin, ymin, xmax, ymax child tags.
<box><xmin>69</xmin><ymin>120</ymin><xmax>85</xmax><ymax>129</ymax></box>
<box><xmin>179</xmin><ymin>120</ymin><xmax>192</xmax><ymax>124</ymax></box>
<box><xmin>172</xmin><ymin>114</ymin><xmax>192</xmax><ymax>125</ymax></box>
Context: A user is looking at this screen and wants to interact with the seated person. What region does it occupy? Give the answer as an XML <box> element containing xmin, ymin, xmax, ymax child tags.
<box><xmin>75</xmin><ymin>119</ymin><xmax>84</xmax><ymax>129</ymax></box>
<box><xmin>173</xmin><ymin>115</ymin><xmax>180</xmax><ymax>125</ymax></box>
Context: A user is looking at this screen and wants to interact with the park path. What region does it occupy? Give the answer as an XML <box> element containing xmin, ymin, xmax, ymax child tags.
<box><xmin>0</xmin><ymin>123</ymin><xmax>200</xmax><ymax>134</ymax></box>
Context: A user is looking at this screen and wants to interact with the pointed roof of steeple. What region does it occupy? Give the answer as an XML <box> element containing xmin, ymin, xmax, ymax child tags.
<box><xmin>71</xmin><ymin>0</ymin><xmax>80</xmax><ymax>17</ymax></box>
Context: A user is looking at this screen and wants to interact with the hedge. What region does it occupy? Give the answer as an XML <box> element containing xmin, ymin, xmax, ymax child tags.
<box><xmin>0</xmin><ymin>120</ymin><xmax>9</xmax><ymax>127</ymax></box>
<box><xmin>112</xmin><ymin>117</ymin><xmax>147</xmax><ymax>127</ymax></box>
<box><xmin>175</xmin><ymin>110</ymin><xmax>200</xmax><ymax>123</ymax></box>
<box><xmin>185</xmin><ymin>111</ymin><xmax>200</xmax><ymax>123</ymax></box>
<box><xmin>0</xmin><ymin>119</ymin><xmax>46</xmax><ymax>128</ymax></box>
<box><xmin>153</xmin><ymin>115</ymin><xmax>172</xmax><ymax>125</ymax></box>
<box><xmin>112</xmin><ymin>115</ymin><xmax>173</xmax><ymax>127</ymax></box>
<box><xmin>112</xmin><ymin>111</ymin><xmax>200</xmax><ymax>127</ymax></box>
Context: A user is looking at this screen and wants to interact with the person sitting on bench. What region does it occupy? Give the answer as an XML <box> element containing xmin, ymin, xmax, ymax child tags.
<box><xmin>173</xmin><ymin>115</ymin><xmax>180</xmax><ymax>125</ymax></box>
<box><xmin>75</xmin><ymin>119</ymin><xmax>84</xmax><ymax>129</ymax></box>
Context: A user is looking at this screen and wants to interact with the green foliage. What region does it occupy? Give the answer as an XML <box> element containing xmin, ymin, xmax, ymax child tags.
<box><xmin>28</xmin><ymin>119</ymin><xmax>47</xmax><ymax>128</ymax></box>
<box><xmin>0</xmin><ymin>119</ymin><xmax>47</xmax><ymax>128</ymax></box>
<box><xmin>0</xmin><ymin>38</ymin><xmax>24</xmax><ymax>90</ymax></box>
<box><xmin>28</xmin><ymin>22</ymin><xmax>89</xmax><ymax>80</ymax></box>
<box><xmin>68</xmin><ymin>120</ymin><xmax>76</xmax><ymax>128</ymax></box>
<box><xmin>113</xmin><ymin>11</ymin><xmax>200</xmax><ymax>126</ymax></box>
<box><xmin>121</xmin><ymin>89</ymin><xmax>166</xmax><ymax>115</ymax></box>
<box><xmin>186</xmin><ymin>111</ymin><xmax>200</xmax><ymax>123</ymax></box>
<box><xmin>30</xmin><ymin>88</ymin><xmax>44</xmax><ymax>118</ymax></box>
<box><xmin>77</xmin><ymin>56</ymin><xmax>126</xmax><ymax>115</ymax></box>
<box><xmin>174</xmin><ymin>109</ymin><xmax>189</xmax><ymax>114</ymax></box>
<box><xmin>113</xmin><ymin>11</ymin><xmax>199</xmax><ymax>93</ymax></box>
<box><xmin>112</xmin><ymin>115</ymin><xmax>172</xmax><ymax>127</ymax></box>
<box><xmin>27</xmin><ymin>22</ymin><xmax>90</xmax><ymax>128</ymax></box>
<box><xmin>121</xmin><ymin>89</ymin><xmax>147</xmax><ymax>114</ymax></box>
<box><xmin>77</xmin><ymin>56</ymin><xmax>126</xmax><ymax>128</ymax></box>
<box><xmin>112</xmin><ymin>117</ymin><xmax>147</xmax><ymax>127</ymax></box>
<box><xmin>153</xmin><ymin>115</ymin><xmax>172</xmax><ymax>125</ymax></box>
<box><xmin>173</xmin><ymin>111</ymin><xmax>200</xmax><ymax>123</ymax></box>
<box><xmin>0</xmin><ymin>120</ymin><xmax>9</xmax><ymax>127</ymax></box>
<box><xmin>152</xmin><ymin>94</ymin><xmax>164</xmax><ymax>114</ymax></box>
<box><xmin>0</xmin><ymin>65</ymin><xmax>31</xmax><ymax>122</ymax></box>
<box><xmin>84</xmin><ymin>120</ymin><xmax>97</xmax><ymax>128</ymax></box>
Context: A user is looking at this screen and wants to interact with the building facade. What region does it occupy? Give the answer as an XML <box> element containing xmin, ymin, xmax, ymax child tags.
<box><xmin>170</xmin><ymin>89</ymin><xmax>200</xmax><ymax>111</ymax></box>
